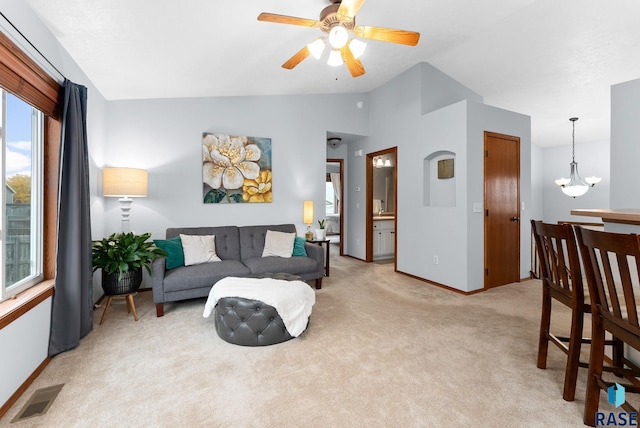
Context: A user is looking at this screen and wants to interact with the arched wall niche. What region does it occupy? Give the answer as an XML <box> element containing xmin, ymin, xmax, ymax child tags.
<box><xmin>423</xmin><ymin>150</ymin><xmax>456</xmax><ymax>207</ymax></box>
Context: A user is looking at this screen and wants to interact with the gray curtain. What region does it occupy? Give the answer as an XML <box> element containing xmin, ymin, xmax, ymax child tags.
<box><xmin>49</xmin><ymin>80</ymin><xmax>93</xmax><ymax>356</ymax></box>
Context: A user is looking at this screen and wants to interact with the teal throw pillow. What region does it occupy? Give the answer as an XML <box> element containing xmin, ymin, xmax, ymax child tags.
<box><xmin>292</xmin><ymin>236</ymin><xmax>308</xmax><ymax>257</ymax></box>
<box><xmin>154</xmin><ymin>236</ymin><xmax>185</xmax><ymax>270</ymax></box>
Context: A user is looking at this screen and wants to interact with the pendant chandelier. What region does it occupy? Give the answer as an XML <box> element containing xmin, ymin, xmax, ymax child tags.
<box><xmin>554</xmin><ymin>117</ymin><xmax>601</xmax><ymax>198</ymax></box>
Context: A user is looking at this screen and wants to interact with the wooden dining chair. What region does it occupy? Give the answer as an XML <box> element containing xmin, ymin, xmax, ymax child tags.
<box><xmin>531</xmin><ymin>220</ymin><xmax>590</xmax><ymax>401</ymax></box>
<box><xmin>575</xmin><ymin>226</ymin><xmax>640</xmax><ymax>426</ymax></box>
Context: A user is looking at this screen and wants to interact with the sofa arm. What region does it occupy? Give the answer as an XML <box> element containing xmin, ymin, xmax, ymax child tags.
<box><xmin>151</xmin><ymin>257</ymin><xmax>166</xmax><ymax>305</ymax></box>
<box><xmin>304</xmin><ymin>242</ymin><xmax>324</xmax><ymax>279</ymax></box>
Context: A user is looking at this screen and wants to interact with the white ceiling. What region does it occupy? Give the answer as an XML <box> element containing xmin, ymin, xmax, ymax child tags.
<box><xmin>24</xmin><ymin>0</ymin><xmax>640</xmax><ymax>147</ymax></box>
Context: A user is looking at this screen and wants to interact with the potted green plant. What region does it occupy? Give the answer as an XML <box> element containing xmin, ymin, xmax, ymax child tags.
<box><xmin>315</xmin><ymin>219</ymin><xmax>326</xmax><ymax>240</ymax></box>
<box><xmin>92</xmin><ymin>232</ymin><xmax>166</xmax><ymax>295</ymax></box>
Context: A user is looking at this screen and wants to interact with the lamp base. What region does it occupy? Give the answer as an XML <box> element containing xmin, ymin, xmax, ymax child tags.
<box><xmin>305</xmin><ymin>231</ymin><xmax>314</xmax><ymax>240</ymax></box>
<box><xmin>119</xmin><ymin>197</ymin><xmax>133</xmax><ymax>233</ymax></box>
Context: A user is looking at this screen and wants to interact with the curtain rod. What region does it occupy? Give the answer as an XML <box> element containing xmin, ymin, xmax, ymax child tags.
<box><xmin>0</xmin><ymin>11</ymin><xmax>66</xmax><ymax>82</ymax></box>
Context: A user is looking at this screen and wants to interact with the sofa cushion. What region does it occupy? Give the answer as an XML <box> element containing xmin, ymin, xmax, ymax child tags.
<box><xmin>243</xmin><ymin>255</ymin><xmax>319</xmax><ymax>276</ymax></box>
<box><xmin>167</xmin><ymin>226</ymin><xmax>241</xmax><ymax>261</ymax></box>
<box><xmin>162</xmin><ymin>260</ymin><xmax>251</xmax><ymax>292</ymax></box>
<box><xmin>153</xmin><ymin>236</ymin><xmax>184</xmax><ymax>270</ymax></box>
<box><xmin>239</xmin><ymin>224</ymin><xmax>297</xmax><ymax>260</ymax></box>
<box><xmin>262</xmin><ymin>230</ymin><xmax>295</xmax><ymax>258</ymax></box>
<box><xmin>180</xmin><ymin>234</ymin><xmax>222</xmax><ymax>265</ymax></box>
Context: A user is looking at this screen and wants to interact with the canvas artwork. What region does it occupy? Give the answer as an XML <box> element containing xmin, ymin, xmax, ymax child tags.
<box><xmin>202</xmin><ymin>133</ymin><xmax>272</xmax><ymax>203</ymax></box>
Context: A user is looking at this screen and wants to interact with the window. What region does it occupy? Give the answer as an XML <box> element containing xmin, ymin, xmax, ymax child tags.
<box><xmin>325</xmin><ymin>182</ymin><xmax>335</xmax><ymax>215</ymax></box>
<box><xmin>1</xmin><ymin>90</ymin><xmax>44</xmax><ymax>300</ymax></box>
<box><xmin>0</xmin><ymin>31</ymin><xmax>60</xmax><ymax>308</ymax></box>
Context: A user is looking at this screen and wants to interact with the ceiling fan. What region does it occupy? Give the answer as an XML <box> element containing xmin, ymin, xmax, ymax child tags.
<box><xmin>257</xmin><ymin>0</ymin><xmax>420</xmax><ymax>78</ymax></box>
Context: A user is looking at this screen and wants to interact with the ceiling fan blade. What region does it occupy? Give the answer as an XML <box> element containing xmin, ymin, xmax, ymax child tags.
<box><xmin>337</xmin><ymin>0</ymin><xmax>366</xmax><ymax>20</ymax></box>
<box><xmin>282</xmin><ymin>46</ymin><xmax>311</xmax><ymax>70</ymax></box>
<box><xmin>353</xmin><ymin>25</ymin><xmax>420</xmax><ymax>46</ymax></box>
<box><xmin>258</xmin><ymin>13</ymin><xmax>321</xmax><ymax>28</ymax></box>
<box><xmin>341</xmin><ymin>46</ymin><xmax>365</xmax><ymax>78</ymax></box>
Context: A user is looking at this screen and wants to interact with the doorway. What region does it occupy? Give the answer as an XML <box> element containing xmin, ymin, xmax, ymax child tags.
<box><xmin>484</xmin><ymin>132</ymin><xmax>520</xmax><ymax>288</ymax></box>
<box><xmin>366</xmin><ymin>147</ymin><xmax>397</xmax><ymax>267</ymax></box>
<box><xmin>326</xmin><ymin>159</ymin><xmax>344</xmax><ymax>256</ymax></box>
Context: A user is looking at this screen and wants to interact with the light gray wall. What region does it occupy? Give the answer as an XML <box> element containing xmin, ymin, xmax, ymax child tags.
<box><xmin>420</xmin><ymin>62</ymin><xmax>484</xmax><ymax>114</ymax></box>
<box><xmin>0</xmin><ymin>1</ymin><xmax>108</xmax><ymax>410</ymax></box>
<box><xmin>531</xmin><ymin>144</ymin><xmax>544</xmax><ymax>223</ymax></box>
<box><xmin>361</xmin><ymin>64</ymin><xmax>531</xmax><ymax>292</ymax></box>
<box><xmin>104</xmin><ymin>94</ymin><xmax>369</xmax><ymax>240</ymax></box>
<box><xmin>345</xmin><ymin>135</ymin><xmax>370</xmax><ymax>258</ymax></box>
<box><xmin>542</xmin><ymin>140</ymin><xmax>610</xmax><ymax>224</ymax></box>
<box><xmin>397</xmin><ymin>100</ymin><xmax>469</xmax><ymax>289</ymax></box>
<box><xmin>467</xmin><ymin>102</ymin><xmax>531</xmax><ymax>290</ymax></box>
<box><xmin>611</xmin><ymin>78</ymin><xmax>640</xmax><ymax>209</ymax></box>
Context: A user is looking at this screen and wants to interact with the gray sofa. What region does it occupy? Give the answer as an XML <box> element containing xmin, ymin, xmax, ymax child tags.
<box><xmin>151</xmin><ymin>224</ymin><xmax>324</xmax><ymax>317</ymax></box>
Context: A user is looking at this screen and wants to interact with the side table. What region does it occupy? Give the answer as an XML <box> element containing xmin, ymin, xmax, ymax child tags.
<box><xmin>306</xmin><ymin>238</ymin><xmax>330</xmax><ymax>276</ymax></box>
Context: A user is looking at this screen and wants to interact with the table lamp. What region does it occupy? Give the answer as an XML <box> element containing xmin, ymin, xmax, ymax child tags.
<box><xmin>103</xmin><ymin>167</ymin><xmax>148</xmax><ymax>232</ymax></box>
<box><xmin>303</xmin><ymin>200</ymin><xmax>314</xmax><ymax>240</ymax></box>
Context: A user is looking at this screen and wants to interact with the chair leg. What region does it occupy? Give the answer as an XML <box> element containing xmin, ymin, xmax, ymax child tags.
<box><xmin>584</xmin><ymin>315</ymin><xmax>606</xmax><ymax>426</ymax></box>
<box><xmin>563</xmin><ymin>303</ymin><xmax>584</xmax><ymax>401</ymax></box>
<box><xmin>537</xmin><ymin>285</ymin><xmax>552</xmax><ymax>369</ymax></box>
<box><xmin>156</xmin><ymin>303</ymin><xmax>164</xmax><ymax>317</ymax></box>
<box><xmin>100</xmin><ymin>296</ymin><xmax>113</xmax><ymax>325</ymax></box>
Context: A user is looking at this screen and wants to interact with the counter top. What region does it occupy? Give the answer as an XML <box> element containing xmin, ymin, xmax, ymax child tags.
<box><xmin>373</xmin><ymin>216</ymin><xmax>395</xmax><ymax>221</ymax></box>
<box><xmin>571</xmin><ymin>209</ymin><xmax>640</xmax><ymax>225</ymax></box>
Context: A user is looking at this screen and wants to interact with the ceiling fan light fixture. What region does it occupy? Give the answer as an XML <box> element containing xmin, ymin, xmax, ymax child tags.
<box><xmin>349</xmin><ymin>38</ymin><xmax>367</xmax><ymax>59</ymax></box>
<box><xmin>327</xmin><ymin>49</ymin><xmax>343</xmax><ymax>66</ymax></box>
<box><xmin>328</xmin><ymin>25</ymin><xmax>349</xmax><ymax>49</ymax></box>
<box><xmin>307</xmin><ymin>38</ymin><xmax>326</xmax><ymax>60</ymax></box>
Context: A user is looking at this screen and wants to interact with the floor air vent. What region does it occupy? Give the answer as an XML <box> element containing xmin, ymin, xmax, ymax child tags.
<box><xmin>11</xmin><ymin>384</ymin><xmax>64</xmax><ymax>423</ymax></box>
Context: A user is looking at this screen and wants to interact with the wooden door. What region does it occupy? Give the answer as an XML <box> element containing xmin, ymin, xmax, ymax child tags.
<box><xmin>484</xmin><ymin>132</ymin><xmax>520</xmax><ymax>288</ymax></box>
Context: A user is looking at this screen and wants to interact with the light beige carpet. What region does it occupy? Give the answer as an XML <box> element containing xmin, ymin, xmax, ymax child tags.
<box><xmin>0</xmin><ymin>254</ymin><xmax>621</xmax><ymax>427</ymax></box>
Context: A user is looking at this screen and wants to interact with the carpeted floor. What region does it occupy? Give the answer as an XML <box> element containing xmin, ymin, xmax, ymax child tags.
<box><xmin>0</xmin><ymin>253</ymin><xmax>622</xmax><ymax>427</ymax></box>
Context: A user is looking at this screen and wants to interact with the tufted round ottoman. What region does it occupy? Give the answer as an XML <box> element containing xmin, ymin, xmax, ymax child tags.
<box><xmin>215</xmin><ymin>296</ymin><xmax>293</xmax><ymax>346</ymax></box>
<box><xmin>210</xmin><ymin>273</ymin><xmax>313</xmax><ymax>346</ymax></box>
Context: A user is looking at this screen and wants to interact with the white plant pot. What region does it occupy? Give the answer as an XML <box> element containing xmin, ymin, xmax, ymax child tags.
<box><xmin>315</xmin><ymin>229</ymin><xmax>326</xmax><ymax>240</ymax></box>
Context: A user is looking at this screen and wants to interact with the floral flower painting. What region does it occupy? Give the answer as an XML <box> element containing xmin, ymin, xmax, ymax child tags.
<box><xmin>202</xmin><ymin>133</ymin><xmax>272</xmax><ymax>203</ymax></box>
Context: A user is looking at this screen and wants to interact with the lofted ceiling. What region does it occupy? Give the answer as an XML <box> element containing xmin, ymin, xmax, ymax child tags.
<box><xmin>23</xmin><ymin>0</ymin><xmax>640</xmax><ymax>147</ymax></box>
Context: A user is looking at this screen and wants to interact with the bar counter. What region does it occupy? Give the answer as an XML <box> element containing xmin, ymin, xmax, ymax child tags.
<box><xmin>571</xmin><ymin>209</ymin><xmax>640</xmax><ymax>226</ymax></box>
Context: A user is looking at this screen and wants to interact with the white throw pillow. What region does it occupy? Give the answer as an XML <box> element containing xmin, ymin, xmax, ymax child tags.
<box><xmin>180</xmin><ymin>234</ymin><xmax>222</xmax><ymax>266</ymax></box>
<box><xmin>262</xmin><ymin>230</ymin><xmax>295</xmax><ymax>258</ymax></box>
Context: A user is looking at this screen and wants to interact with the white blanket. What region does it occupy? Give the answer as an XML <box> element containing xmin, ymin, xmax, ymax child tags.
<box><xmin>203</xmin><ymin>277</ymin><xmax>316</xmax><ymax>337</ymax></box>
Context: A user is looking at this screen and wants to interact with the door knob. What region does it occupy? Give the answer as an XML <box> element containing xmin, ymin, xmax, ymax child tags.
<box><xmin>511</xmin><ymin>216</ymin><xmax>520</xmax><ymax>222</ymax></box>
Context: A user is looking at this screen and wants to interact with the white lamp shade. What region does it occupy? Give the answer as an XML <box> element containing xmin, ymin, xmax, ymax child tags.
<box><xmin>328</xmin><ymin>25</ymin><xmax>348</xmax><ymax>49</ymax></box>
<box><xmin>307</xmin><ymin>38</ymin><xmax>326</xmax><ymax>59</ymax></box>
<box><xmin>561</xmin><ymin>184</ymin><xmax>589</xmax><ymax>197</ymax></box>
<box><xmin>585</xmin><ymin>176</ymin><xmax>602</xmax><ymax>185</ymax></box>
<box><xmin>103</xmin><ymin>167</ymin><xmax>148</xmax><ymax>197</ymax></box>
<box><xmin>303</xmin><ymin>200</ymin><xmax>314</xmax><ymax>225</ymax></box>
<box><xmin>349</xmin><ymin>39</ymin><xmax>367</xmax><ymax>59</ymax></box>
<box><xmin>327</xmin><ymin>49</ymin><xmax>343</xmax><ymax>66</ymax></box>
